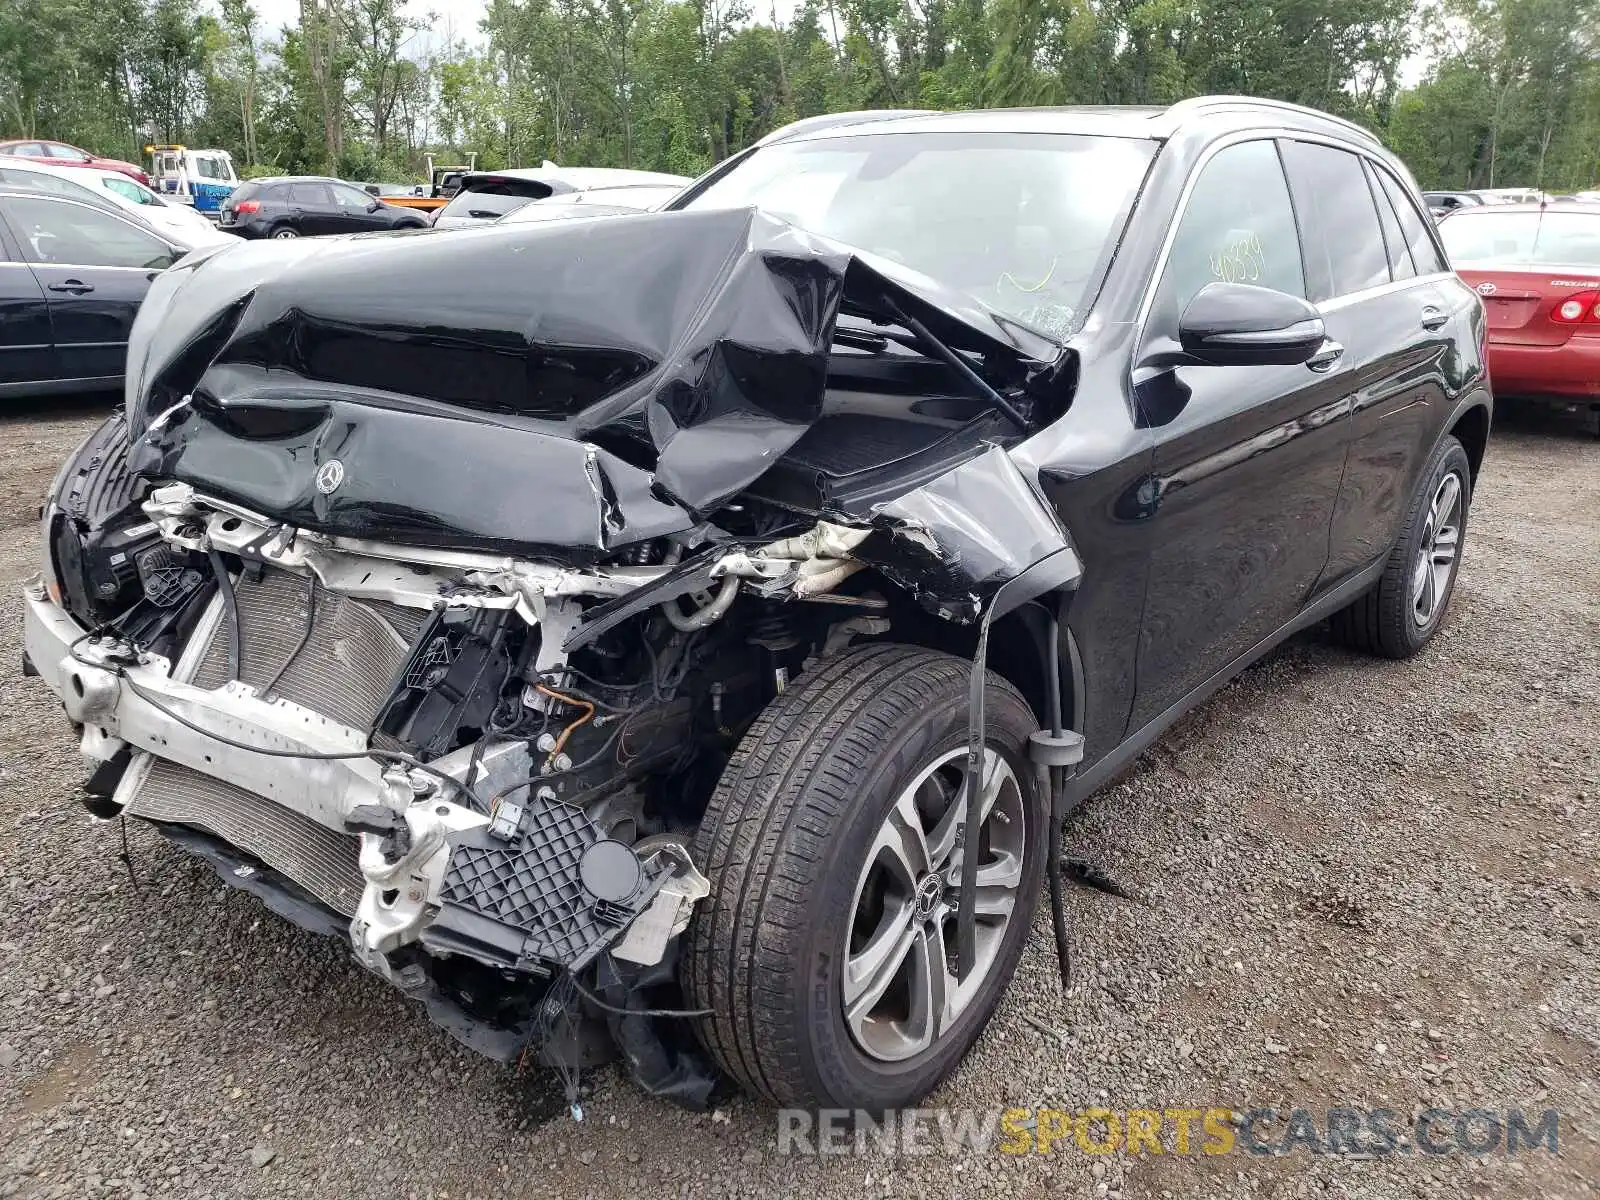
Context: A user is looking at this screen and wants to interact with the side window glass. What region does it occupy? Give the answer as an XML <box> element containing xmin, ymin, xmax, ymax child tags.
<box><xmin>6</xmin><ymin>196</ymin><xmax>174</xmax><ymax>269</ymax></box>
<box><xmin>333</xmin><ymin>184</ymin><xmax>371</xmax><ymax>208</ymax></box>
<box><xmin>290</xmin><ymin>182</ymin><xmax>330</xmax><ymax>205</ymax></box>
<box><xmin>1364</xmin><ymin>160</ymin><xmax>1416</xmax><ymax>281</ymax></box>
<box><xmin>1154</xmin><ymin>139</ymin><xmax>1306</xmax><ymax>327</ymax></box>
<box><xmin>1280</xmin><ymin>141</ymin><xmax>1391</xmax><ymax>300</ymax></box>
<box><xmin>1376</xmin><ymin>168</ymin><xmax>1448</xmax><ymax>274</ymax></box>
<box><xmin>45</xmin><ymin>143</ymin><xmax>87</xmax><ymax>161</ymax></box>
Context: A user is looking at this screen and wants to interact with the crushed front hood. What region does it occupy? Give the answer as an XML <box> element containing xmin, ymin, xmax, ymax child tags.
<box><xmin>128</xmin><ymin>207</ymin><xmax>1058</xmax><ymax>557</ymax></box>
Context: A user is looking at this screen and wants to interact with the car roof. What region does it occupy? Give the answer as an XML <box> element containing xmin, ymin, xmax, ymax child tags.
<box><xmin>240</xmin><ymin>175</ymin><xmax>342</xmax><ymax>185</ymax></box>
<box><xmin>457</xmin><ymin>167</ymin><xmax>689</xmax><ymax>190</ymax></box>
<box><xmin>0</xmin><ymin>156</ymin><xmax>141</xmax><ymax>184</ymax></box>
<box><xmin>1442</xmin><ymin>201</ymin><xmax>1600</xmax><ymax>215</ymax></box>
<box><xmin>759</xmin><ymin>96</ymin><xmax>1381</xmax><ymax>148</ymax></box>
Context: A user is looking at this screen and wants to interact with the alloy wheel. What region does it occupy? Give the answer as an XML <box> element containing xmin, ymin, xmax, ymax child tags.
<box><xmin>842</xmin><ymin>746</ymin><xmax>1026</xmax><ymax>1063</ymax></box>
<box><xmin>1412</xmin><ymin>470</ymin><xmax>1463</xmax><ymax>626</ymax></box>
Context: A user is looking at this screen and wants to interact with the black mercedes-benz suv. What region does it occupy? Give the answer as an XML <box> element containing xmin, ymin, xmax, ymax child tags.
<box><xmin>22</xmin><ymin>97</ymin><xmax>1489</xmax><ymax>1114</ymax></box>
<box><xmin>218</xmin><ymin>175</ymin><xmax>429</xmax><ymax>238</ymax></box>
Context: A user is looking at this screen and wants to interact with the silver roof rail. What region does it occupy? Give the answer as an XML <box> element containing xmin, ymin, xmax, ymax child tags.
<box><xmin>1164</xmin><ymin>95</ymin><xmax>1381</xmax><ymax>145</ymax></box>
<box><xmin>755</xmin><ymin>109</ymin><xmax>937</xmax><ymax>147</ymax></box>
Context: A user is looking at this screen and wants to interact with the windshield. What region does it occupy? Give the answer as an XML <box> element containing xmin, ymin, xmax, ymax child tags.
<box><xmin>679</xmin><ymin>130</ymin><xmax>1155</xmax><ymax>337</ymax></box>
<box><xmin>1440</xmin><ymin>210</ymin><xmax>1600</xmax><ymax>267</ymax></box>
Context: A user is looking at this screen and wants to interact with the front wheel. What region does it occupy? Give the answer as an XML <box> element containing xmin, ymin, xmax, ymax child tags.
<box><xmin>1331</xmin><ymin>433</ymin><xmax>1473</xmax><ymax>658</ymax></box>
<box><xmin>684</xmin><ymin>643</ymin><xmax>1046</xmax><ymax>1109</ymax></box>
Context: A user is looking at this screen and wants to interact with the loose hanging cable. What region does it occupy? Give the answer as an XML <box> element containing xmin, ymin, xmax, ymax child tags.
<box><xmin>206</xmin><ymin>548</ymin><xmax>241</xmax><ymax>683</ymax></box>
<box><xmin>117</xmin><ymin>816</ymin><xmax>141</xmax><ymax>893</ymax></box>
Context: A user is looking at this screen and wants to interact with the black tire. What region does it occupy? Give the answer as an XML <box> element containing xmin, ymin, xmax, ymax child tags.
<box><xmin>269</xmin><ymin>224</ymin><xmax>299</xmax><ymax>239</ymax></box>
<box><xmin>1331</xmin><ymin>433</ymin><xmax>1472</xmax><ymax>659</ymax></box>
<box><xmin>683</xmin><ymin>643</ymin><xmax>1046</xmax><ymax>1109</ymax></box>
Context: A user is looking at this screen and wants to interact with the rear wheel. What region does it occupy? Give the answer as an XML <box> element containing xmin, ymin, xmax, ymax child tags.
<box><xmin>684</xmin><ymin>643</ymin><xmax>1046</xmax><ymax>1108</ymax></box>
<box><xmin>1331</xmin><ymin>433</ymin><xmax>1472</xmax><ymax>658</ymax></box>
<box><xmin>270</xmin><ymin>225</ymin><xmax>299</xmax><ymax>239</ymax></box>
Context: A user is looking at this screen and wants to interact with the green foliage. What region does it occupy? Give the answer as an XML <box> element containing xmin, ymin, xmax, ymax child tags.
<box><xmin>2</xmin><ymin>0</ymin><xmax>1596</xmax><ymax>190</ymax></box>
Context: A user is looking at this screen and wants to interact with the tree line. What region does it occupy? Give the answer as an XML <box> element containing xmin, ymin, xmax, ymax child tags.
<box><xmin>2</xmin><ymin>0</ymin><xmax>1596</xmax><ymax>190</ymax></box>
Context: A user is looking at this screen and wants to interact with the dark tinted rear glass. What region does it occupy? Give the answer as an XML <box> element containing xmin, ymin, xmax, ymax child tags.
<box><xmin>1366</xmin><ymin>161</ymin><xmax>1416</xmax><ymax>281</ymax></box>
<box><xmin>438</xmin><ymin>179</ymin><xmax>555</xmax><ymax>221</ymax></box>
<box><xmin>288</xmin><ymin>182</ymin><xmax>330</xmax><ymax>204</ymax></box>
<box><xmin>230</xmin><ymin>181</ymin><xmax>262</xmax><ymax>203</ymax></box>
<box><xmin>1375</xmin><ymin>168</ymin><xmax>1448</xmax><ymax>273</ymax></box>
<box><xmin>1280</xmin><ymin>141</ymin><xmax>1391</xmax><ymax>300</ymax></box>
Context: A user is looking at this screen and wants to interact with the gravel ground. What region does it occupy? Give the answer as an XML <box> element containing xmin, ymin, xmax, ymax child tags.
<box><xmin>1</xmin><ymin>395</ymin><xmax>1596</xmax><ymax>1200</ymax></box>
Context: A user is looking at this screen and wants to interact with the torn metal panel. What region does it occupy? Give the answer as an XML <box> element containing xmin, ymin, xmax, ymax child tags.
<box><xmin>854</xmin><ymin>443</ymin><xmax>1081</xmax><ymax>618</ymax></box>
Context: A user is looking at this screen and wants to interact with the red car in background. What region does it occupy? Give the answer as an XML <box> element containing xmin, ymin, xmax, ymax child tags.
<box><xmin>1437</xmin><ymin>202</ymin><xmax>1600</xmax><ymax>432</ymax></box>
<box><xmin>0</xmin><ymin>138</ymin><xmax>149</xmax><ymax>186</ymax></box>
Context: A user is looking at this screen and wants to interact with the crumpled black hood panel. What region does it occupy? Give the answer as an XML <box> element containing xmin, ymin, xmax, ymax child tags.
<box><xmin>134</xmin><ymin>395</ymin><xmax>695</xmax><ymax>561</ymax></box>
<box><xmin>129</xmin><ymin>206</ymin><xmax>1054</xmax><ymax>554</ymax></box>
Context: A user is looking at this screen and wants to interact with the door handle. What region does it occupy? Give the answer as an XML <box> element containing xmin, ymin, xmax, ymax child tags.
<box><xmin>1420</xmin><ymin>305</ymin><xmax>1448</xmax><ymax>330</ymax></box>
<box><xmin>1305</xmin><ymin>339</ymin><xmax>1345</xmax><ymax>372</ymax></box>
<box><xmin>47</xmin><ymin>279</ymin><xmax>93</xmax><ymax>295</ymax></box>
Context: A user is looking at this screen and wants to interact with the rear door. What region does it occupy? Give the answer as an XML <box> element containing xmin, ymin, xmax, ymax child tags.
<box><xmin>0</xmin><ymin>193</ymin><xmax>177</xmax><ymax>382</ymax></box>
<box><xmin>1279</xmin><ymin>141</ymin><xmax>1471</xmax><ymax>582</ymax></box>
<box><xmin>1129</xmin><ymin>138</ymin><xmax>1353</xmax><ymax>729</ymax></box>
<box><xmin>0</xmin><ymin>206</ymin><xmax>54</xmax><ymax>388</ymax></box>
<box><xmin>287</xmin><ymin>181</ymin><xmax>339</xmax><ymax>234</ymax></box>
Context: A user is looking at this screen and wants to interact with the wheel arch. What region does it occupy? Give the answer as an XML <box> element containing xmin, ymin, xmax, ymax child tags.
<box><xmin>1447</xmin><ymin>396</ymin><xmax>1491</xmax><ymax>484</ymax></box>
<box><xmin>872</xmin><ymin>584</ymin><xmax>1084</xmax><ymax>736</ymax></box>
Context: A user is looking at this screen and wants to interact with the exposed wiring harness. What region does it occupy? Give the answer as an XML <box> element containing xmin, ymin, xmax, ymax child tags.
<box><xmin>566</xmin><ymin>970</ymin><xmax>711</xmax><ymax>1020</ymax></box>
<box><xmin>534</xmin><ymin>684</ymin><xmax>595</xmax><ymax>767</ymax></box>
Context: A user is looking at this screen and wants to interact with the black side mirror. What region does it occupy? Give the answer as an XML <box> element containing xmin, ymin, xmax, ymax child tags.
<box><xmin>367</xmin><ymin>199</ymin><xmax>381</xmax><ymax>212</ymax></box>
<box><xmin>1177</xmin><ymin>282</ymin><xmax>1326</xmax><ymax>367</ymax></box>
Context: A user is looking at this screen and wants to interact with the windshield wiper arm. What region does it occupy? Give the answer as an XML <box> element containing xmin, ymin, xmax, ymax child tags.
<box><xmin>885</xmin><ymin>302</ymin><xmax>1029</xmax><ymax>432</ymax></box>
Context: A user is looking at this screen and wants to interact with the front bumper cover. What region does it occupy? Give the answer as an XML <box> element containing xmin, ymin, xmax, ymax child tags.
<box><xmin>22</xmin><ymin>574</ymin><xmax>673</xmax><ymax>1009</ymax></box>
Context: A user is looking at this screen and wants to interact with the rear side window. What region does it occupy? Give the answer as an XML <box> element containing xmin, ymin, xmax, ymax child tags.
<box><xmin>1280</xmin><ymin>141</ymin><xmax>1391</xmax><ymax>300</ymax></box>
<box><xmin>1374</xmin><ymin>168</ymin><xmax>1448</xmax><ymax>274</ymax></box>
<box><xmin>288</xmin><ymin>182</ymin><xmax>330</xmax><ymax>205</ymax></box>
<box><xmin>1155</xmin><ymin>139</ymin><xmax>1306</xmax><ymax>321</ymax></box>
<box><xmin>1364</xmin><ymin>161</ymin><xmax>1416</xmax><ymax>281</ymax></box>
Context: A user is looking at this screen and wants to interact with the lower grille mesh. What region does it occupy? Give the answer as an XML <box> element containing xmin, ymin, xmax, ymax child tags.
<box><xmin>128</xmin><ymin>758</ymin><xmax>366</xmax><ymax>916</ymax></box>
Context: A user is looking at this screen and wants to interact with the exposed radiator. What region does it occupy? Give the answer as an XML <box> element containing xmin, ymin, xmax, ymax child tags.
<box><xmin>128</xmin><ymin>758</ymin><xmax>367</xmax><ymax>916</ymax></box>
<box><xmin>122</xmin><ymin>568</ymin><xmax>430</xmax><ymax>916</ymax></box>
<box><xmin>189</xmin><ymin>569</ymin><xmax>427</xmax><ymax>731</ymax></box>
